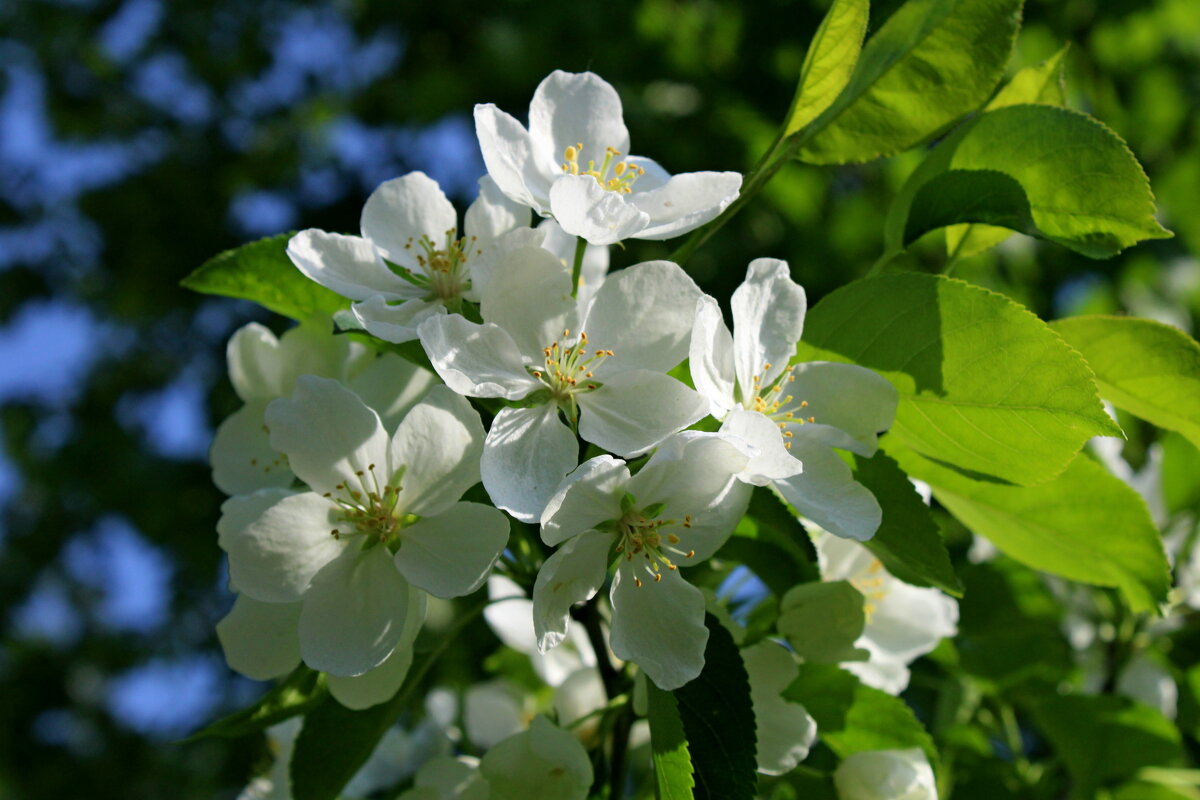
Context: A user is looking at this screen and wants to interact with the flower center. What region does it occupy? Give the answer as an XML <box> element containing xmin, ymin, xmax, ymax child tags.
<box><xmin>324</xmin><ymin>463</ymin><xmax>415</xmax><ymax>550</ymax></box>
<box><xmin>849</xmin><ymin>558</ymin><xmax>889</xmax><ymax>622</ymax></box>
<box><xmin>561</xmin><ymin>142</ymin><xmax>645</xmax><ymax>194</ymax></box>
<box><xmin>743</xmin><ymin>362</ymin><xmax>816</xmax><ymax>451</ymax></box>
<box><xmin>613</xmin><ymin>505</ymin><xmax>697</xmax><ymax>588</ymax></box>
<box><xmin>530</xmin><ymin>329</ymin><xmax>613</xmax><ymax>418</ymax></box>
<box><xmin>401</xmin><ymin>228</ymin><xmax>480</xmax><ymax>302</ymax></box>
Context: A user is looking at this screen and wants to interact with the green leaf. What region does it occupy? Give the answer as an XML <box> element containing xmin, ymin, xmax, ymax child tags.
<box><xmin>799</xmin><ymin>0</ymin><xmax>1022</xmax><ymax>164</ymax></box>
<box><xmin>784</xmin><ymin>0</ymin><xmax>869</xmax><ymax>135</ymax></box>
<box><xmin>782</xmin><ymin>663</ymin><xmax>937</xmax><ymax>765</ymax></box>
<box><xmin>777</xmin><ymin>581</ymin><xmax>868</xmax><ymax>663</ymax></box>
<box><xmin>1051</xmin><ymin>316</ymin><xmax>1200</xmax><ymax>451</ymax></box>
<box><xmin>184</xmin><ymin>665</ymin><xmax>325</xmax><ymax>741</ymax></box>
<box><xmin>721</xmin><ymin>487</ymin><xmax>820</xmax><ymax>596</ymax></box>
<box><xmin>289</xmin><ymin>691</ymin><xmax>399</xmax><ymax>800</ymax></box>
<box><xmin>647</xmin><ymin>680</ymin><xmax>695</xmax><ymax>800</ymax></box>
<box><xmin>672</xmin><ymin>614</ymin><xmax>757</xmax><ymax>800</ymax></box>
<box><xmin>892</xmin><ymin>447</ymin><xmax>1170</xmax><ymax>613</ymax></box>
<box><xmin>946</xmin><ymin>44</ymin><xmax>1071</xmax><ymax>258</ymax></box>
<box><xmin>1032</xmin><ymin>694</ymin><xmax>1183</xmax><ymax>798</ymax></box>
<box><xmin>795</xmin><ymin>273</ymin><xmax>1119</xmax><ymax>486</ymax></box>
<box><xmin>883</xmin><ymin>105</ymin><xmax>1172</xmax><ymax>260</ymax></box>
<box><xmin>850</xmin><ymin>451</ymin><xmax>962</xmax><ymax>595</ymax></box>
<box><xmin>180</xmin><ymin>233</ymin><xmax>349</xmax><ymax>322</ymax></box>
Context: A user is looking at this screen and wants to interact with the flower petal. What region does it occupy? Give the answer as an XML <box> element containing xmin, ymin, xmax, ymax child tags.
<box><xmin>464</xmin><ymin>226</ymin><xmax>545</xmax><ymax>301</ymax></box>
<box><xmin>742</xmin><ymin>641</ymin><xmax>816</xmax><ymax>775</ymax></box>
<box><xmin>482</xmin><ymin>405</ymin><xmax>578</xmax><ymax>523</ymax></box>
<box><xmin>465</xmin><ymin>683</ymin><xmax>525</xmax><ymax>749</ymax></box>
<box><xmin>629</xmin><ymin>170</ymin><xmax>742</xmax><ymax>241</ymax></box>
<box><xmin>863</xmin><ymin>581</ymin><xmax>958</xmax><ymax>665</ymax></box>
<box><xmin>532</xmin><ymin>530</ymin><xmax>613</xmax><ymax>652</ymax></box>
<box><xmin>540</xmin><ymin>455</ymin><xmax>629</xmax><ymax>547</ymax></box>
<box><xmin>352</xmin><ymin>296</ymin><xmax>446</xmax><ymax>345</ymax></box>
<box><xmin>578</xmin><ymin>370</ymin><xmax>708</xmax><ymax>456</ymax></box>
<box><xmin>731</xmin><ymin>258</ymin><xmax>806</xmax><ymax>393</ymax></box>
<box><xmin>465</xmin><ymin>175</ymin><xmax>531</xmax><ymax>243</ymax></box>
<box><xmin>582</xmin><ymin>260</ymin><xmax>701</xmax><ymax>375</ymax></box>
<box><xmin>327</xmin><ymin>587</ymin><xmax>426</xmax><ymax>709</ymax></box>
<box><xmin>211</xmin><ymin>402</ymin><xmax>294</xmax><ymax>495</ymax></box>
<box><xmin>781</xmin><ymin>361</ymin><xmax>898</xmax><ymax>456</ymax></box>
<box><xmin>266</xmin><ymin>375</ymin><xmax>391</xmax><ymax>496</ymax></box>
<box><xmin>774</xmin><ymin>438</ymin><xmax>881</xmax><ymax>541</ymax></box>
<box><xmin>479</xmin><ymin>715</ymin><xmax>593</xmax><ymax>800</ymax></box>
<box><xmin>299</xmin><ymin>547</ymin><xmax>412</xmax><ymax>676</ymax></box>
<box><xmin>689</xmin><ymin>296</ymin><xmax>736</xmax><ymax>416</ymax></box>
<box><xmin>480</xmin><ymin>245</ymin><xmax>578</xmax><ymax>357</ymax></box>
<box><xmin>528</xmin><ymin>70</ymin><xmax>630</xmax><ymax>170</ymax></box>
<box><xmin>609</xmin><ymin>560</ymin><xmax>707</xmax><ymax>690</ymax></box>
<box><xmin>395</xmin><ymin>502</ymin><xmax>509</xmax><ymax>598</ymax></box>
<box><xmin>548</xmin><ymin>174</ymin><xmax>650</xmax><ymax>246</ymax></box>
<box><xmin>218</xmin><ymin>490</ymin><xmax>345</xmax><ymax>603</ymax></box>
<box><xmin>474</xmin><ymin>103</ymin><xmax>553</xmax><ymax>213</ymax></box>
<box><xmin>361</xmin><ymin>172</ymin><xmax>457</xmax><ymax>269</ymax></box>
<box><xmin>833</xmin><ymin>749</ymin><xmax>938</xmax><ymax>800</ymax></box>
<box><xmin>227</xmin><ymin>323</ymin><xmax>283</xmax><ymax>401</ymax></box>
<box><xmin>287</xmin><ymin>229</ymin><xmax>414</xmax><ymax>301</ymax></box>
<box><xmin>418</xmin><ymin>315</ymin><xmax>539</xmax><ymax>400</ymax></box>
<box><xmin>216</xmin><ymin>595</ymin><xmax>301</xmax><ymax>680</ymax></box>
<box><xmin>348</xmin><ymin>353</ymin><xmax>439</xmax><ymax>431</ymax></box>
<box><xmin>391</xmin><ymin>386</ymin><xmax>485</xmax><ymax>516</ymax></box>
<box><xmin>538</xmin><ymin>219</ymin><xmax>610</xmax><ymax>308</ymax></box>
<box><xmin>412</xmin><ymin>757</ymin><xmax>489</xmax><ymax>800</ymax></box>
<box><xmin>721</xmin><ymin>407</ymin><xmax>803</xmax><ymax>485</ymax></box>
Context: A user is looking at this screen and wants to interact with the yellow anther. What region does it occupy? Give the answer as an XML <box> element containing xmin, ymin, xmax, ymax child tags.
<box><xmin>655</xmin><ymin>573</ymin><xmax>662</xmax><ymax>582</ymax></box>
<box><xmin>635</xmin><ymin>576</ymin><xmax>643</xmax><ymax>588</ymax></box>
<box><xmin>564</xmin><ymin>145</ymin><xmax>578</xmax><ymax>161</ymax></box>
<box><xmin>800</xmin><ymin>400</ymin><xmax>808</xmax><ymax>407</ymax></box>
<box><xmin>667</xmin><ymin>534</ymin><xmax>680</xmax><ymax>544</ymax></box>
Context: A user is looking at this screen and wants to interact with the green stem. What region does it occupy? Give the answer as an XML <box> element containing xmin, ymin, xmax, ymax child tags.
<box><xmin>570</xmin><ymin>237</ymin><xmax>588</xmax><ymax>298</ymax></box>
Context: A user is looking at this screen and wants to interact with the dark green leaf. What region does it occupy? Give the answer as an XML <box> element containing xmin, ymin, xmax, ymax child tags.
<box><xmin>289</xmin><ymin>690</ymin><xmax>400</xmax><ymax>800</ymax></box>
<box><xmin>673</xmin><ymin>614</ymin><xmax>757</xmax><ymax>800</ymax></box>
<box><xmin>647</xmin><ymin>679</ymin><xmax>695</xmax><ymax>800</ymax></box>
<box><xmin>184</xmin><ymin>665</ymin><xmax>325</xmax><ymax>741</ymax></box>
<box><xmin>180</xmin><ymin>233</ymin><xmax>348</xmax><ymax>321</ymax></box>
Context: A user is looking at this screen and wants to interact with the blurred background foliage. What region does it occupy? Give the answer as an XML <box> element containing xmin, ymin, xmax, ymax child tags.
<box><xmin>0</xmin><ymin>0</ymin><xmax>1197</xmax><ymax>797</ymax></box>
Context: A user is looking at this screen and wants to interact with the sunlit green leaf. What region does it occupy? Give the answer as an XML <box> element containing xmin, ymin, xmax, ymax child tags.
<box><xmin>777</xmin><ymin>581</ymin><xmax>868</xmax><ymax>663</ymax></box>
<box><xmin>785</xmin><ymin>0</ymin><xmax>869</xmax><ymax>135</ymax></box>
<box><xmin>647</xmin><ymin>680</ymin><xmax>695</xmax><ymax>800</ymax></box>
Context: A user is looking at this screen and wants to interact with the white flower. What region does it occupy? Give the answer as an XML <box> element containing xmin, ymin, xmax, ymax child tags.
<box><xmin>815</xmin><ymin>531</ymin><xmax>958</xmax><ymax>694</ymax></box>
<box><xmin>419</xmin><ymin>246</ymin><xmax>707</xmax><ymax>522</ymax></box>
<box><xmin>485</xmin><ymin>575</ymin><xmax>596</xmax><ymax>686</ymax></box>
<box><xmin>475</xmin><ymin>70</ymin><xmax>741</xmax><ymax>246</ymax></box>
<box><xmin>397</xmin><ymin>757</ymin><xmax>489</xmax><ymax>800</ymax></box>
<box><xmin>211</xmin><ymin>321</ymin><xmax>435</xmax><ymax>496</ymax></box>
<box><xmin>218</xmin><ymin>377</ymin><xmax>508</xmax><ymax>676</ymax></box>
<box><xmin>690</xmin><ymin>258</ymin><xmax>898</xmax><ymax>541</ymax></box>
<box><xmin>537</xmin><ymin>218</ymin><xmax>609</xmax><ymax>308</ymax></box>
<box><xmin>833</xmin><ymin>749</ymin><xmax>938</xmax><ymax>800</ymax></box>
<box><xmin>533</xmin><ymin>432</ymin><xmax>752</xmax><ymax>689</ymax></box>
<box><xmin>742</xmin><ymin>640</ymin><xmax>817</xmax><ymax>775</ymax></box>
<box><xmin>288</xmin><ymin>172</ymin><xmax>542</xmax><ymax>344</ymax></box>
<box><xmin>479</xmin><ymin>716</ymin><xmax>593</xmax><ymax>800</ymax></box>
<box><xmin>465</xmin><ymin>682</ymin><xmax>528</xmax><ymax>749</ymax></box>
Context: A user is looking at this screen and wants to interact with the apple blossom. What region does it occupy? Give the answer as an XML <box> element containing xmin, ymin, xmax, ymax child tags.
<box><xmin>742</xmin><ymin>640</ymin><xmax>818</xmax><ymax>775</ymax></box>
<box><xmin>691</xmin><ymin>258</ymin><xmax>898</xmax><ymax>541</ymax></box>
<box><xmin>474</xmin><ymin>70</ymin><xmax>741</xmax><ymax>246</ymax></box>
<box><xmin>418</xmin><ymin>245</ymin><xmax>707</xmax><ymax>521</ymax></box>
<box><xmin>834</xmin><ymin>749</ymin><xmax>939</xmax><ymax>800</ymax></box>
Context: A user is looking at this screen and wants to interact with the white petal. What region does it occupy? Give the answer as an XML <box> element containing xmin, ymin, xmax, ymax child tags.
<box><xmin>742</xmin><ymin>641</ymin><xmax>816</xmax><ymax>775</ymax></box>
<box><xmin>629</xmin><ymin>170</ymin><xmax>742</xmax><ymax>240</ymax></box>
<box><xmin>480</xmin><ymin>245</ymin><xmax>578</xmax><ymax>357</ymax></box>
<box><xmin>465</xmin><ymin>174</ymin><xmax>531</xmax><ymax>243</ymax></box>
<box><xmin>721</xmin><ymin>408</ymin><xmax>804</xmax><ymax>485</ymax></box>
<box><xmin>548</xmin><ymin>174</ymin><xmax>650</xmax><ymax>246</ymax></box>
<box><xmin>582</xmin><ymin>260</ymin><xmax>701</xmax><ymax>375</ymax></box>
<box><xmin>814</xmin><ymin>531</ymin><xmax>881</xmax><ymax>583</ymax></box>
<box><xmin>348</xmin><ymin>353</ymin><xmax>439</xmax><ymax>432</ymax></box>
<box><xmin>218</xmin><ymin>490</ymin><xmax>345</xmax><ymax>603</ymax></box>
<box><xmin>465</xmin><ymin>226</ymin><xmax>546</xmax><ymax>301</ymax></box>
<box><xmin>578</xmin><ymin>370</ymin><xmax>708</xmax><ymax>456</ymax></box>
<box><xmin>863</xmin><ymin>582</ymin><xmax>958</xmax><ymax>665</ymax></box>
<box><xmin>465</xmin><ymin>683</ymin><xmax>525</xmax><ymax>749</ymax></box>
<box><xmin>537</xmin><ymin>219</ymin><xmax>610</xmax><ymax>296</ymax></box>
<box><xmin>327</xmin><ymin>587</ymin><xmax>426</xmax><ymax>709</ymax></box>
<box><xmin>360</xmin><ymin>172</ymin><xmax>457</xmax><ymax>268</ymax></box>
<box><xmin>391</xmin><ymin>386</ymin><xmax>485</xmax><ymax>516</ymax></box>
<box><xmin>553</xmin><ymin>667</ymin><xmax>607</xmax><ymax>727</ymax></box>
<box><xmin>774</xmin><ymin>438</ymin><xmax>881</xmax><ymax>542</ymax></box>
<box><xmin>287</xmin><ymin>229</ymin><xmax>413</xmax><ymax>301</ymax></box>
<box><xmin>609</xmin><ymin>561</ymin><xmax>707</xmax><ymax>690</ymax></box>
<box><xmin>482</xmin><ymin>405</ymin><xmax>578</xmax><ymax>523</ymax></box>
<box><xmin>474</xmin><ymin>103</ymin><xmax>552</xmax><ymax>213</ymax></box>
<box><xmin>227</xmin><ymin>323</ymin><xmax>284</xmax><ymax>401</ymax></box>
<box><xmin>540</xmin><ymin>455</ymin><xmax>629</xmax><ymax>547</ymax></box>
<box><xmin>485</xmin><ymin>576</ymin><xmax>537</xmax><ymax>655</ymax></box>
<box><xmin>352</xmin><ymin>296</ymin><xmax>446</xmax><ymax>345</ymax></box>
<box><xmin>211</xmin><ymin>402</ymin><xmax>294</xmax><ymax>495</ymax></box>
<box><xmin>299</xmin><ymin>547</ymin><xmax>412</xmax><ymax>676</ymax></box>
<box><xmin>480</xmin><ymin>716</ymin><xmax>593</xmax><ymax>800</ymax></box>
<box><xmin>216</xmin><ymin>595</ymin><xmax>301</xmax><ymax>680</ymax></box>
<box><xmin>266</xmin><ymin>375</ymin><xmax>391</xmax><ymax>496</ymax></box>
<box><xmin>783</xmin><ymin>362</ymin><xmax>898</xmax><ymax>456</ymax></box>
<box><xmin>731</xmin><ymin>258</ymin><xmax>806</xmax><ymax>393</ymax></box>
<box><xmin>412</xmin><ymin>757</ymin><xmax>489</xmax><ymax>800</ymax></box>
<box><xmin>689</xmin><ymin>296</ymin><xmax>736</xmax><ymax>416</ymax></box>
<box><xmin>532</xmin><ymin>531</ymin><xmax>613</xmax><ymax>651</ymax></box>
<box><xmin>275</xmin><ymin>322</ymin><xmax>364</xmax><ymax>391</ymax></box>
<box><xmin>395</xmin><ymin>502</ymin><xmax>509</xmax><ymax>598</ymax></box>
<box><xmin>843</xmin><ymin>660</ymin><xmax>913</xmax><ymax>696</ymax></box>
<box><xmin>833</xmin><ymin>749</ymin><xmax>938</xmax><ymax>800</ymax></box>
<box><xmin>529</xmin><ymin>71</ymin><xmax>629</xmax><ymax>163</ymax></box>
<box><xmin>417</xmin><ymin>315</ymin><xmax>539</xmax><ymax>400</ymax></box>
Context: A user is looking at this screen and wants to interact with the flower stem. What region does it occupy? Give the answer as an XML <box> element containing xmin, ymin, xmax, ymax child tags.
<box><xmin>570</xmin><ymin>237</ymin><xmax>588</xmax><ymax>298</ymax></box>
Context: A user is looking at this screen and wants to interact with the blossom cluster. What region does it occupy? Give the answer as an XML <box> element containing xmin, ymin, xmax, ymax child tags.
<box><xmin>210</xmin><ymin>69</ymin><xmax>953</xmax><ymax>797</ymax></box>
